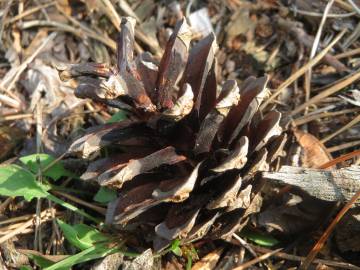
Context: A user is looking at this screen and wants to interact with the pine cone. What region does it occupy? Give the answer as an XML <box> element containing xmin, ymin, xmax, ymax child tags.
<box><xmin>61</xmin><ymin>18</ymin><xmax>286</xmax><ymax>249</ymax></box>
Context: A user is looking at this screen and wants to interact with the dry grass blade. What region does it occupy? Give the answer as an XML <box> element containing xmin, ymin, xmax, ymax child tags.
<box><xmin>328</xmin><ymin>140</ymin><xmax>360</xmax><ymax>152</ymax></box>
<box><xmin>319</xmin><ymin>149</ymin><xmax>360</xmax><ymax>169</ymax></box>
<box><xmin>233</xmin><ymin>248</ymin><xmax>282</xmax><ymax>270</ymax></box>
<box><xmin>321</xmin><ymin>113</ymin><xmax>360</xmax><ymax>143</ymax></box>
<box><xmin>300</xmin><ymin>189</ymin><xmax>360</xmax><ymax>269</ymax></box>
<box><xmin>250</xmin><ymin>244</ymin><xmax>360</xmax><ymax>270</ymax></box>
<box><xmin>260</xmin><ymin>29</ymin><xmax>346</xmax><ymax>110</ymax></box>
<box><xmin>291</xmin><ymin>69</ymin><xmax>360</xmax><ymax>116</ymax></box>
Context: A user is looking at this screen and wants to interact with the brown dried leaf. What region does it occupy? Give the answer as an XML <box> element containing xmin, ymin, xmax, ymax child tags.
<box><xmin>191</xmin><ymin>248</ymin><xmax>223</xmax><ymax>270</ymax></box>
<box><xmin>294</xmin><ymin>129</ymin><xmax>332</xmax><ymax>169</ymax></box>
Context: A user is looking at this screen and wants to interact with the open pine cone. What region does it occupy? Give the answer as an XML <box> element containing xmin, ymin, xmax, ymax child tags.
<box><xmin>60</xmin><ymin>18</ymin><xmax>286</xmax><ymax>249</ymax></box>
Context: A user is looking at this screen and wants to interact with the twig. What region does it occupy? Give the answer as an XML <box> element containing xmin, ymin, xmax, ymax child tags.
<box><xmin>319</xmin><ymin>149</ymin><xmax>360</xmax><ymax>169</ymax></box>
<box><xmin>304</xmin><ymin>0</ymin><xmax>334</xmax><ymax>115</ymax></box>
<box><xmin>0</xmin><ymin>209</ymin><xmax>56</xmax><ymax>244</ymax></box>
<box><xmin>291</xmin><ymin>68</ymin><xmax>360</xmax><ymax>115</ymax></box>
<box><xmin>328</xmin><ymin>140</ymin><xmax>360</xmax><ymax>152</ymax></box>
<box><xmin>4</xmin><ymin>2</ymin><xmax>55</xmax><ymax>25</ymax></box>
<box><xmin>233</xmin><ymin>248</ymin><xmax>282</xmax><ymax>270</ymax></box>
<box><xmin>249</xmin><ymin>244</ymin><xmax>360</xmax><ymax>270</ymax></box>
<box><xmin>51</xmin><ymin>190</ymin><xmax>106</xmax><ymax>215</ymax></box>
<box><xmin>293</xmin><ymin>108</ymin><xmax>360</xmax><ymax>126</ymax></box>
<box><xmin>260</xmin><ymin>29</ymin><xmax>346</xmax><ymax>110</ymax></box>
<box><xmin>0</xmin><ymin>32</ymin><xmax>57</xmax><ymax>92</ymax></box>
<box><xmin>300</xmin><ymin>189</ymin><xmax>360</xmax><ymax>269</ymax></box>
<box><xmin>321</xmin><ymin>113</ymin><xmax>360</xmax><ymax>143</ymax></box>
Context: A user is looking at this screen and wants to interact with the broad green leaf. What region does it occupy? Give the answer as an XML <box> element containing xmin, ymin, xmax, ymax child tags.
<box><xmin>44</xmin><ymin>244</ymin><xmax>118</xmax><ymax>270</ymax></box>
<box><xmin>93</xmin><ymin>187</ymin><xmax>117</xmax><ymax>203</ymax></box>
<box><xmin>20</xmin><ymin>154</ymin><xmax>73</xmax><ymax>181</ymax></box>
<box><xmin>27</xmin><ymin>254</ymin><xmax>69</xmax><ymax>270</ymax></box>
<box><xmin>107</xmin><ymin>110</ymin><xmax>127</xmax><ymax>123</ymax></box>
<box><xmin>57</xmin><ymin>220</ymin><xmax>108</xmax><ymax>250</ymax></box>
<box><xmin>239</xmin><ymin>229</ymin><xmax>280</xmax><ymax>247</ymax></box>
<box><xmin>0</xmin><ymin>164</ymin><xmax>49</xmax><ymax>201</ymax></box>
<box><xmin>74</xmin><ymin>224</ymin><xmax>109</xmax><ymax>245</ymax></box>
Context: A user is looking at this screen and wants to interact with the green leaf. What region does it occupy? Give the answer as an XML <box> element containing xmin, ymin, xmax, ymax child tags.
<box><xmin>57</xmin><ymin>220</ymin><xmax>109</xmax><ymax>250</ymax></box>
<box><xmin>93</xmin><ymin>187</ymin><xmax>117</xmax><ymax>203</ymax></box>
<box><xmin>44</xmin><ymin>244</ymin><xmax>118</xmax><ymax>270</ymax></box>
<box><xmin>20</xmin><ymin>153</ymin><xmax>73</xmax><ymax>181</ymax></box>
<box><xmin>27</xmin><ymin>254</ymin><xmax>70</xmax><ymax>270</ymax></box>
<box><xmin>239</xmin><ymin>229</ymin><xmax>280</xmax><ymax>247</ymax></box>
<box><xmin>170</xmin><ymin>239</ymin><xmax>182</xmax><ymax>256</ymax></box>
<box><xmin>0</xmin><ymin>164</ymin><xmax>49</xmax><ymax>201</ymax></box>
<box><xmin>19</xmin><ymin>266</ymin><xmax>33</xmax><ymax>270</ymax></box>
<box><xmin>107</xmin><ymin>110</ymin><xmax>127</xmax><ymax>123</ymax></box>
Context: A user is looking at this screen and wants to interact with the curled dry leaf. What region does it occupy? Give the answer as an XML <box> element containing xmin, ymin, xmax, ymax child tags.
<box><xmin>62</xmin><ymin>17</ymin><xmax>285</xmax><ymax>247</ymax></box>
<box><xmin>294</xmin><ymin>129</ymin><xmax>333</xmax><ymax>169</ymax></box>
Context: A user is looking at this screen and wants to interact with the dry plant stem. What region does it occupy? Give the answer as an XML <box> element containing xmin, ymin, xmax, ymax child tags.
<box><xmin>34</xmin><ymin>101</ymin><xmax>44</xmax><ymax>252</ymax></box>
<box><xmin>4</xmin><ymin>1</ymin><xmax>55</xmax><ymax>25</ymax></box>
<box><xmin>319</xmin><ymin>149</ymin><xmax>360</xmax><ymax>169</ymax></box>
<box><xmin>0</xmin><ymin>213</ymin><xmax>41</xmax><ymax>226</ymax></box>
<box><xmin>56</xmin><ymin>6</ymin><xmax>117</xmax><ymax>50</ymax></box>
<box><xmin>321</xmin><ymin>113</ymin><xmax>360</xmax><ymax>143</ymax></box>
<box><xmin>304</xmin><ymin>0</ymin><xmax>334</xmax><ymax>115</ymax></box>
<box><xmin>232</xmin><ymin>234</ymin><xmax>258</xmax><ymax>258</ymax></box>
<box><xmin>0</xmin><ymin>113</ymin><xmax>33</xmax><ymax>122</ymax></box>
<box><xmin>0</xmin><ymin>32</ymin><xmax>57</xmax><ymax>93</ymax></box>
<box><xmin>335</xmin><ymin>47</ymin><xmax>360</xmax><ymax>59</ymax></box>
<box><xmin>0</xmin><ymin>0</ymin><xmax>14</xmax><ymax>45</ymax></box>
<box><xmin>20</xmin><ymin>20</ymin><xmax>116</xmax><ymax>50</ymax></box>
<box><xmin>300</xmin><ymin>189</ymin><xmax>360</xmax><ymax>269</ymax></box>
<box><xmin>233</xmin><ymin>248</ymin><xmax>282</xmax><ymax>270</ymax></box>
<box><xmin>0</xmin><ymin>197</ymin><xmax>13</xmax><ymax>214</ymax></box>
<box><xmin>328</xmin><ymin>139</ymin><xmax>360</xmax><ymax>152</ymax></box>
<box><xmin>51</xmin><ymin>190</ymin><xmax>106</xmax><ymax>215</ymax></box>
<box><xmin>260</xmin><ymin>29</ymin><xmax>346</xmax><ymax>110</ymax></box>
<box><xmin>293</xmin><ymin>108</ymin><xmax>360</xmax><ymax>126</ymax></box>
<box><xmin>0</xmin><ymin>209</ymin><xmax>56</xmax><ymax>244</ymax></box>
<box><xmin>250</xmin><ymin>245</ymin><xmax>360</xmax><ymax>270</ymax></box>
<box><xmin>291</xmin><ymin>68</ymin><xmax>360</xmax><ymax>115</ymax></box>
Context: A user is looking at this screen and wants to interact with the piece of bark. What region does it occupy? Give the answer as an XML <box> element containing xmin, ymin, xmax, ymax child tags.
<box><xmin>262</xmin><ymin>166</ymin><xmax>360</xmax><ymax>205</ymax></box>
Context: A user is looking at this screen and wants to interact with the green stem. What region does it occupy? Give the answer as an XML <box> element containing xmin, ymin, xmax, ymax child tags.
<box><xmin>46</xmin><ymin>193</ymin><xmax>100</xmax><ymax>223</ymax></box>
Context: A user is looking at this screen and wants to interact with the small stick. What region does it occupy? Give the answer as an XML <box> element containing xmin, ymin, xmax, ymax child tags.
<box><xmin>260</xmin><ymin>29</ymin><xmax>346</xmax><ymax>110</ymax></box>
<box><xmin>51</xmin><ymin>190</ymin><xmax>106</xmax><ymax>215</ymax></box>
<box><xmin>300</xmin><ymin>189</ymin><xmax>360</xmax><ymax>269</ymax></box>
<box><xmin>233</xmin><ymin>248</ymin><xmax>282</xmax><ymax>270</ymax></box>
<box><xmin>321</xmin><ymin>113</ymin><xmax>360</xmax><ymax>143</ymax></box>
<box><xmin>291</xmin><ymin>69</ymin><xmax>360</xmax><ymax>115</ymax></box>
<box><xmin>328</xmin><ymin>139</ymin><xmax>360</xmax><ymax>152</ymax></box>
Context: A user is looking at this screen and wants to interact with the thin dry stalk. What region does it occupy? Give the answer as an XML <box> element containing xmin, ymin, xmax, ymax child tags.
<box><xmin>51</xmin><ymin>190</ymin><xmax>106</xmax><ymax>215</ymax></box>
<box><xmin>0</xmin><ymin>209</ymin><xmax>56</xmax><ymax>244</ymax></box>
<box><xmin>291</xmin><ymin>69</ymin><xmax>360</xmax><ymax>115</ymax></box>
<box><xmin>293</xmin><ymin>108</ymin><xmax>360</xmax><ymax>126</ymax></box>
<box><xmin>250</xmin><ymin>244</ymin><xmax>360</xmax><ymax>270</ymax></box>
<box><xmin>300</xmin><ymin>189</ymin><xmax>360</xmax><ymax>269</ymax></box>
<box><xmin>321</xmin><ymin>113</ymin><xmax>360</xmax><ymax>143</ymax></box>
<box><xmin>4</xmin><ymin>2</ymin><xmax>55</xmax><ymax>25</ymax></box>
<box><xmin>319</xmin><ymin>149</ymin><xmax>360</xmax><ymax>169</ymax></box>
<box><xmin>304</xmin><ymin>0</ymin><xmax>334</xmax><ymax>115</ymax></box>
<box><xmin>328</xmin><ymin>139</ymin><xmax>360</xmax><ymax>152</ymax></box>
<box><xmin>0</xmin><ymin>32</ymin><xmax>56</xmax><ymax>93</ymax></box>
<box><xmin>260</xmin><ymin>29</ymin><xmax>346</xmax><ymax>110</ymax></box>
<box><xmin>233</xmin><ymin>248</ymin><xmax>282</xmax><ymax>270</ymax></box>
